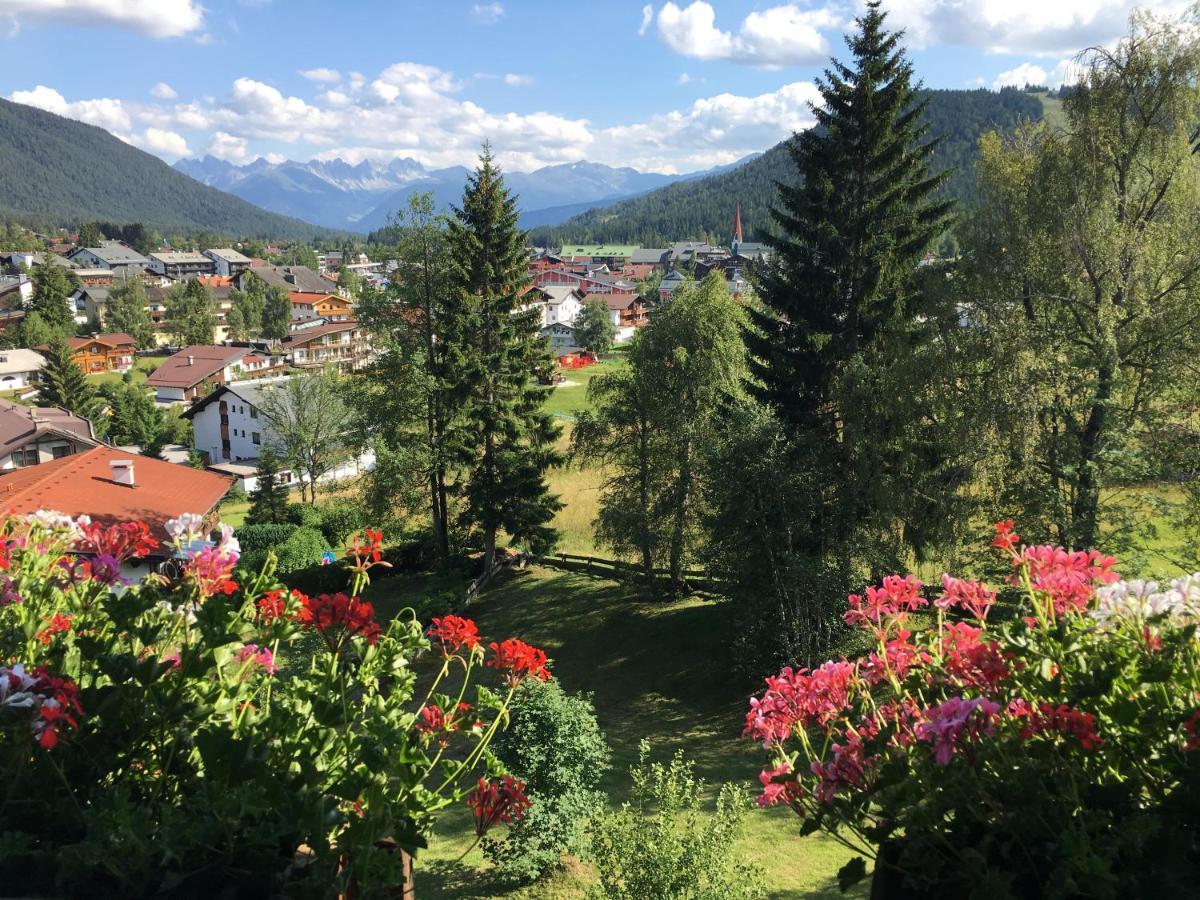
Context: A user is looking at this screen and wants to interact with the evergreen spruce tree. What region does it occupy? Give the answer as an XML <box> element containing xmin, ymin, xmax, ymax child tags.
<box><xmin>261</xmin><ymin>285</ymin><xmax>291</xmax><ymax>341</ymax></box>
<box><xmin>28</xmin><ymin>263</ymin><xmax>76</xmax><ymax>337</ymax></box>
<box><xmin>104</xmin><ymin>279</ymin><xmax>156</xmax><ymax>349</ymax></box>
<box><xmin>38</xmin><ymin>336</ymin><xmax>105</xmax><ymax>428</ymax></box>
<box><xmin>248</xmin><ymin>447</ymin><xmax>290</xmax><ymax>524</ymax></box>
<box><xmin>447</xmin><ymin>147</ymin><xmax>562</xmax><ymax>570</ymax></box>
<box><xmin>745</xmin><ymin>2</ymin><xmax>955</xmax><ymax>624</ymax></box>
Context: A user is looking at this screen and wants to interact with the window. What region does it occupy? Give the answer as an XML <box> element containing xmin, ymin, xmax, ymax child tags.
<box><xmin>249</xmin><ymin>406</ymin><xmax>258</xmax><ymax>419</ymax></box>
<box><xmin>11</xmin><ymin>447</ymin><xmax>38</xmax><ymax>467</ymax></box>
<box><xmin>252</xmin><ymin>432</ymin><xmax>261</xmax><ymax>445</ymax></box>
<box><xmin>51</xmin><ymin>445</ymin><xmax>72</xmax><ymax>459</ymax></box>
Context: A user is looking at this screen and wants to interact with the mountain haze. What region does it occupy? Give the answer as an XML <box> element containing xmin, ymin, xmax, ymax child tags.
<box><xmin>528</xmin><ymin>89</ymin><xmax>1047</xmax><ymax>246</ymax></box>
<box><xmin>0</xmin><ymin>97</ymin><xmax>333</xmax><ymax>240</ymax></box>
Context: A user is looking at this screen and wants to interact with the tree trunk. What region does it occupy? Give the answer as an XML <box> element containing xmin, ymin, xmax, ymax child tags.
<box><xmin>668</xmin><ymin>434</ymin><xmax>693</xmax><ymax>593</ymax></box>
<box><xmin>1071</xmin><ymin>361</ymin><xmax>1113</xmax><ymax>549</ymax></box>
<box><xmin>637</xmin><ymin>420</ymin><xmax>654</xmax><ymax>582</ymax></box>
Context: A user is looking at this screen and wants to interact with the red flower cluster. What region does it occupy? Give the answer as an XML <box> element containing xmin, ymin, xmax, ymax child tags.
<box><xmin>992</xmin><ymin>519</ymin><xmax>1020</xmax><ymax>550</ymax></box>
<box><xmin>185</xmin><ymin>546</ymin><xmax>239</xmax><ymax>598</ymax></box>
<box><xmin>1010</xmin><ymin>545</ymin><xmax>1119</xmax><ymax>617</ymax></box>
<box><xmin>757</xmin><ymin>761</ymin><xmax>800</xmax><ymax>808</ymax></box>
<box><xmin>0</xmin><ymin>665</ymin><xmax>84</xmax><ymax>750</ymax></box>
<box><xmin>296</xmin><ymin>592</ymin><xmax>381</xmax><ymax>645</ymax></box>
<box><xmin>466</xmin><ymin>775</ymin><xmax>531</xmax><ymax>836</ymax></box>
<box><xmin>487</xmin><ymin>638</ymin><xmax>551</xmax><ymax>685</ymax></box>
<box><xmin>941</xmin><ymin>623</ymin><xmax>1011</xmax><ymax>694</ymax></box>
<box><xmin>861</xmin><ymin>631</ymin><xmax>929</xmax><ymax>686</ymax></box>
<box><xmin>427</xmin><ymin>615</ymin><xmax>481</xmax><ymax>654</ymax></box>
<box><xmin>1010</xmin><ymin>701</ymin><xmax>1103</xmax><ymax>750</ymax></box>
<box><xmin>845</xmin><ymin>575</ymin><xmax>927</xmax><ymax>634</ymax></box>
<box><xmin>35</xmin><ymin>613</ymin><xmax>73</xmax><ymax>645</ymax></box>
<box><xmin>76</xmin><ymin>520</ymin><xmax>159</xmax><ymax>563</ymax></box>
<box><xmin>810</xmin><ymin>732</ymin><xmax>877</xmax><ymax>804</ymax></box>
<box><xmin>744</xmin><ymin>660</ymin><xmax>857</xmax><ymax>747</ymax></box>
<box><xmin>936</xmin><ymin>574</ymin><xmax>997</xmax><ymax>621</ymax></box>
<box><xmin>256</xmin><ymin>589</ymin><xmax>289</xmax><ymax>622</ymax></box>
<box><xmin>1185</xmin><ymin>710</ymin><xmax>1200</xmax><ymax>752</ymax></box>
<box><xmin>345</xmin><ymin>528</ymin><xmax>391</xmax><ymax>577</ymax></box>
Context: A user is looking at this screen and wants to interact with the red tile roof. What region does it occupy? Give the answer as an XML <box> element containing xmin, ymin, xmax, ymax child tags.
<box><xmin>0</xmin><ymin>446</ymin><xmax>232</xmax><ymax>546</ymax></box>
<box><xmin>65</xmin><ymin>333</ymin><xmax>136</xmax><ymax>351</ymax></box>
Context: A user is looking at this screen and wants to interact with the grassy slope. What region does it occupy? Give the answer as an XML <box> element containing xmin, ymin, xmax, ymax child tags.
<box><xmin>85</xmin><ymin>355</ymin><xmax>163</xmax><ymax>390</ymax></box>
<box><xmin>373</xmin><ymin>566</ymin><xmax>861</xmax><ymax>900</ymax></box>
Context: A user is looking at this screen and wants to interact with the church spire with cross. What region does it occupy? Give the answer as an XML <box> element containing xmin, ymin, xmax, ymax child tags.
<box><xmin>732</xmin><ymin>202</ymin><xmax>743</xmax><ymax>253</ymax></box>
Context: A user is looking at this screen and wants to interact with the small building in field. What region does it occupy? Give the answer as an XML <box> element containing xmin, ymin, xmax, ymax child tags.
<box><xmin>540</xmin><ymin>322</ymin><xmax>579</xmax><ymax>351</ymax></box>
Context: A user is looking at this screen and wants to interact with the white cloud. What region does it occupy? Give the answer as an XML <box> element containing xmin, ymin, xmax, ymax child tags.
<box><xmin>207</xmin><ymin>131</ymin><xmax>252</xmax><ymax>163</ymax></box>
<box><xmin>151</xmin><ymin>82</ymin><xmax>177</xmax><ymax>100</ymax></box>
<box><xmin>882</xmin><ymin>0</ymin><xmax>1188</xmax><ymax>57</ymax></box>
<box><xmin>0</xmin><ymin>0</ymin><xmax>203</xmax><ymax>38</ymax></box>
<box><xmin>992</xmin><ymin>62</ymin><xmax>1048</xmax><ymax>89</ymax></box>
<box><xmin>470</xmin><ymin>2</ymin><xmax>504</xmax><ymax>24</ymax></box>
<box><xmin>10</xmin><ymin>84</ymin><xmax>131</xmax><ymax>132</ymax></box>
<box><xmin>654</xmin><ymin>1</ymin><xmax>836</xmax><ymax>67</ymax></box>
<box><xmin>300</xmin><ymin>67</ymin><xmax>341</xmax><ymax>84</ymax></box>
<box><xmin>503</xmin><ymin>73</ymin><xmax>533</xmax><ymax>86</ymax></box>
<box><xmin>639</xmin><ymin>3</ymin><xmax>653</xmax><ymax>35</ymax></box>
<box><xmin>135</xmin><ymin>127</ymin><xmax>190</xmax><ymax>158</ymax></box>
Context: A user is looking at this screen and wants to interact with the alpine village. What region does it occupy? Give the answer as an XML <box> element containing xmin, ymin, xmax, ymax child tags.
<box><xmin>0</xmin><ymin>2</ymin><xmax>1198</xmax><ymax>898</ymax></box>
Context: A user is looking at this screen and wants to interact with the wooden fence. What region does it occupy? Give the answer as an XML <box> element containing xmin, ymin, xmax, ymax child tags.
<box><xmin>537</xmin><ymin>552</ymin><xmax>727</xmax><ymax>594</ymax></box>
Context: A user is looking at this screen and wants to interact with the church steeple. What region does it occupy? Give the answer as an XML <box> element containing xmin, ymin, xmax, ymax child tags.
<box><xmin>732</xmin><ymin>203</ymin><xmax>743</xmax><ymax>250</ymax></box>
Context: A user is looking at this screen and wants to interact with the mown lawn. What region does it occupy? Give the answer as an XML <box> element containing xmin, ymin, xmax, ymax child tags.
<box><xmin>378</xmin><ymin>565</ymin><xmax>864</xmax><ymax>900</ymax></box>
<box><xmin>85</xmin><ymin>355</ymin><xmax>163</xmax><ymax>389</ymax></box>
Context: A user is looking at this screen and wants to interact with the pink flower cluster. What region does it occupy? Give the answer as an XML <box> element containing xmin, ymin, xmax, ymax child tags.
<box><xmin>845</xmin><ymin>574</ymin><xmax>927</xmax><ymax>634</ymax></box>
<box><xmin>916</xmin><ymin>696</ymin><xmax>1001</xmax><ymax>765</ymax></box>
<box><xmin>941</xmin><ymin>623</ymin><xmax>1011</xmax><ymax>694</ymax></box>
<box><xmin>1017</xmin><ymin>545</ymin><xmax>1119</xmax><ymax>616</ymax></box>
<box><xmin>744</xmin><ymin>660</ymin><xmax>857</xmax><ymax>747</ymax></box>
<box><xmin>1009</xmin><ymin>700</ymin><xmax>1103</xmax><ymax>750</ymax></box>
<box><xmin>810</xmin><ymin>732</ymin><xmax>877</xmax><ymax>802</ymax></box>
<box><xmin>234</xmin><ymin>643</ymin><xmax>278</xmax><ymax>676</ymax></box>
<box><xmin>937</xmin><ymin>575</ymin><xmax>996</xmax><ymax>621</ymax></box>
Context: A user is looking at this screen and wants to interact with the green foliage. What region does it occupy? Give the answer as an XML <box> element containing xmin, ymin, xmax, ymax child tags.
<box><xmin>529</xmin><ymin>89</ymin><xmax>1043</xmax><ymax>247</ymax></box>
<box><xmin>256</xmin><ymin>371</ymin><xmax>354</xmax><ymax>503</ymax></box>
<box><xmin>103</xmin><ymin>279</ymin><xmax>155</xmax><ymax>349</ymax></box>
<box><xmin>483</xmin><ymin>678</ymin><xmax>610</xmax><ymax>885</ymax></box>
<box><xmin>272</xmin><ymin>525</ymin><xmax>331</xmax><ymax>574</ymax></box>
<box><xmin>234</xmin><ymin>522</ymin><xmax>298</xmax><ymax>556</ymax></box>
<box><xmin>77</xmin><ymin>222</ymin><xmax>104</xmax><ymax>247</ymax></box>
<box><xmin>574</xmin><ymin>296</ymin><xmax>616</xmax><ymax>357</ymax></box>
<box><xmin>226</xmin><ymin>279</ymin><xmax>264</xmax><ymax>340</ymax></box>
<box><xmin>0</xmin><ymin>97</ymin><xmax>329</xmax><ymax>238</ymax></box>
<box><xmin>286</xmin><ymin>503</ymin><xmax>325</xmax><ymax>530</ymax></box>
<box><xmin>101</xmin><ymin>382</ymin><xmax>172</xmax><ymax>455</ymax></box>
<box><xmin>260</xmin><ymin>284</ymin><xmax>291</xmax><ymax>341</ymax></box>
<box><xmin>447</xmin><ymin>148</ymin><xmax>563</xmax><ymax>563</ymax></box>
<box><xmin>587</xmin><ymin>741</ymin><xmax>762</xmax><ymax>900</ymax></box>
<box><xmin>314</xmin><ymin>499</ymin><xmax>366</xmax><ymax>546</ymax></box>
<box><xmin>17</xmin><ymin>310</ymin><xmax>55</xmax><ymax>349</ymax></box>
<box><xmin>164</xmin><ymin>278</ymin><xmax>215</xmax><ymax>346</ymax></box>
<box><xmin>28</xmin><ymin>262</ymin><xmax>76</xmax><ymax>336</ymax></box>
<box><xmin>247</xmin><ymin>447</ymin><xmax>290</xmax><ymax>525</ymax></box>
<box><xmin>37</xmin><ymin>336</ymin><xmax>104</xmax><ymax>428</ymax></box>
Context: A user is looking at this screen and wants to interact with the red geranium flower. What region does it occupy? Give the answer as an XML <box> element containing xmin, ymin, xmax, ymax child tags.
<box><xmin>992</xmin><ymin>519</ymin><xmax>1020</xmax><ymax>551</ymax></box>
<box><xmin>467</xmin><ymin>775</ymin><xmax>531</xmax><ymax>836</ymax></box>
<box><xmin>77</xmin><ymin>520</ymin><xmax>159</xmax><ymax>562</ymax></box>
<box><xmin>427</xmin><ymin>615</ymin><xmax>482</xmax><ymax>654</ymax></box>
<box><xmin>296</xmin><ymin>592</ymin><xmax>381</xmax><ymax>645</ymax></box>
<box><xmin>256</xmin><ymin>589</ymin><xmax>288</xmax><ymax>622</ymax></box>
<box><xmin>35</xmin><ymin>613</ymin><xmax>73</xmax><ymax>645</ymax></box>
<box><xmin>487</xmin><ymin>638</ymin><xmax>551</xmax><ymax>685</ymax></box>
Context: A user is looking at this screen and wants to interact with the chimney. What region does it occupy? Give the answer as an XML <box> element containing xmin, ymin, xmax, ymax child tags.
<box><xmin>187</xmin><ymin>355</ymin><xmax>194</xmax><ymax>366</ymax></box>
<box><xmin>109</xmin><ymin>459</ymin><xmax>136</xmax><ymax>487</ymax></box>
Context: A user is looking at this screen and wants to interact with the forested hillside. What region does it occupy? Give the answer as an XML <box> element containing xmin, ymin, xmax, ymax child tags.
<box><xmin>529</xmin><ymin>88</ymin><xmax>1044</xmax><ymax>246</ymax></box>
<box><xmin>0</xmin><ymin>98</ymin><xmax>332</xmax><ymax>240</ymax></box>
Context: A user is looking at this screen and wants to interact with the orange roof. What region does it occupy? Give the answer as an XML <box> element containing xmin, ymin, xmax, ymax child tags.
<box><xmin>197</xmin><ymin>275</ymin><xmax>233</xmax><ymax>287</ymax></box>
<box><xmin>63</xmin><ymin>333</ymin><xmax>136</xmax><ymax>351</ymax></box>
<box><xmin>0</xmin><ymin>446</ymin><xmax>232</xmax><ymax>547</ymax></box>
<box><xmin>289</xmin><ymin>291</ymin><xmax>347</xmax><ymax>306</ymax></box>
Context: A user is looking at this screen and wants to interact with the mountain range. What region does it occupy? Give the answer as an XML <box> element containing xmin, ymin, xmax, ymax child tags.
<box><xmin>172</xmin><ymin>155</ymin><xmax>749</xmax><ymax>233</ymax></box>
<box><xmin>0</xmin><ymin>97</ymin><xmax>333</xmax><ymax>240</ymax></box>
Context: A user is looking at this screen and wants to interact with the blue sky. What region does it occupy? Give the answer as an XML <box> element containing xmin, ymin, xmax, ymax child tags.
<box><xmin>0</xmin><ymin>0</ymin><xmax>1185</xmax><ymax>173</ymax></box>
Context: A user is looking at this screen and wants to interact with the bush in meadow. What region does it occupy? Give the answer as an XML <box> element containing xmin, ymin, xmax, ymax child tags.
<box><xmin>0</xmin><ymin>512</ymin><xmax>551</xmax><ymax>897</ymax></box>
<box><xmin>749</xmin><ymin>521</ymin><xmax>1200</xmax><ymax>897</ymax></box>
<box><xmin>484</xmin><ymin>677</ymin><xmax>609</xmax><ymax>884</ymax></box>
<box><xmin>588</xmin><ymin>741</ymin><xmax>762</xmax><ymax>900</ymax></box>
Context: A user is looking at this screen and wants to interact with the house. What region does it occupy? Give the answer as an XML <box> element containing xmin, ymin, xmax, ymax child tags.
<box><xmin>540</xmin><ymin>322</ymin><xmax>579</xmax><ymax>351</ymax></box>
<box><xmin>669</xmin><ymin>242</ymin><xmax>726</xmax><ymax>266</ymax></box>
<box><xmin>0</xmin><ymin>275</ymin><xmax>32</xmax><ymax>308</ymax></box>
<box><xmin>0</xmin><ymin>446</ymin><xmax>232</xmax><ymax>577</ymax></box>
<box><xmin>282</xmin><ymin>321</ymin><xmax>371</xmax><ymax>372</ymax></box>
<box><xmin>148</xmin><ymin>251</ymin><xmax>216</xmax><ymax>280</ymax></box>
<box><xmin>538</xmin><ymin>286</ymin><xmax>583</xmax><ymax>327</ymax></box>
<box><xmin>0</xmin><ymin>350</ymin><xmax>44</xmax><ymax>390</ymax></box>
<box><xmin>184</xmin><ymin>377</ymin><xmax>375</xmax><ymax>491</ymax></box>
<box><xmin>659</xmin><ymin>270</ymin><xmax>687</xmax><ymax>301</ymax></box>
<box><xmin>291</xmin><ymin>292</ymin><xmax>354</xmax><ymax>322</ymax></box>
<box><xmin>42</xmin><ymin>334</ymin><xmax>136</xmax><ymax>374</ymax></box>
<box><xmin>68</xmin><ymin>241</ymin><xmax>150</xmax><ymax>270</ymax></box>
<box><xmin>626</xmin><ymin>248</ymin><xmax>670</xmax><ymax>280</ymax></box>
<box><xmin>147</xmin><ymin>278</ymin><xmax>237</xmax><ymax>343</ymax></box>
<box><xmin>0</xmin><ymin>398</ymin><xmax>100</xmax><ymax>469</ymax></box>
<box><xmin>533</xmin><ymin>268</ymin><xmax>637</xmax><ymax>295</ymax></box>
<box><xmin>203</xmin><ymin>248</ymin><xmax>253</xmax><ymax>278</ymax></box>
<box><xmin>558</xmin><ymin>244</ymin><xmax>639</xmax><ymax>268</ymax></box>
<box><xmin>239</xmin><ymin>265</ymin><xmax>339</xmax><ymax>297</ymax></box>
<box><xmin>145</xmin><ymin>345</ymin><xmax>280</xmax><ymax>404</ymax></box>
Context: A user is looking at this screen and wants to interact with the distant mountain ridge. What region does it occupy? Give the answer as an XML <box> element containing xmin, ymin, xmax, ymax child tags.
<box><xmin>527</xmin><ymin>89</ymin><xmax>1048</xmax><ymax>247</ymax></box>
<box><xmin>0</xmin><ymin>97</ymin><xmax>334</xmax><ymax>240</ymax></box>
<box><xmin>174</xmin><ymin>155</ymin><xmax>753</xmax><ymax>233</ymax></box>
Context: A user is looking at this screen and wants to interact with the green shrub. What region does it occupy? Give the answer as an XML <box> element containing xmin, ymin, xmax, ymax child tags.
<box><xmin>484</xmin><ymin>679</ymin><xmax>610</xmax><ymax>885</ymax></box>
<box><xmin>587</xmin><ymin>741</ymin><xmax>762</xmax><ymax>900</ymax></box>
<box><xmin>234</xmin><ymin>523</ymin><xmax>298</xmax><ymax>555</ymax></box>
<box><xmin>273</xmin><ymin>526</ymin><xmax>331</xmax><ymax>575</ymax></box>
<box><xmin>286</xmin><ymin>504</ymin><xmax>324</xmax><ymax>529</ymax></box>
<box><xmin>315</xmin><ymin>500</ymin><xmax>366</xmax><ymax>546</ymax></box>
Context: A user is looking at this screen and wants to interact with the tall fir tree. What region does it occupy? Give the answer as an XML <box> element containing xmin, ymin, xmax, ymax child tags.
<box><xmin>446</xmin><ymin>147</ymin><xmax>562</xmax><ymax>570</ymax></box>
<box><xmin>28</xmin><ymin>263</ymin><xmax>77</xmax><ymax>337</ymax></box>
<box><xmin>746</xmin><ymin>2</ymin><xmax>955</xmax><ymax>609</ymax></box>
<box><xmin>261</xmin><ymin>285</ymin><xmax>291</xmax><ymax>341</ymax></box>
<box><xmin>164</xmin><ymin>278</ymin><xmax>215</xmax><ymax>346</ymax></box>
<box><xmin>247</xmin><ymin>447</ymin><xmax>290</xmax><ymax>525</ymax></box>
<box><xmin>38</xmin><ymin>336</ymin><xmax>105</xmax><ymax>428</ymax></box>
<box><xmin>104</xmin><ymin>279</ymin><xmax>156</xmax><ymax>349</ymax></box>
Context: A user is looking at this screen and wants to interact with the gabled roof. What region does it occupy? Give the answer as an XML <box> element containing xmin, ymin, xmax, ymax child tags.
<box><xmin>588</xmin><ymin>293</ymin><xmax>641</xmax><ymax>311</ymax></box>
<box><xmin>282</xmin><ymin>320</ymin><xmax>361</xmax><ymax>347</ymax></box>
<box><xmin>0</xmin><ymin>398</ymin><xmax>96</xmax><ymax>451</ymax></box>
<box><xmin>149</xmin><ymin>251</ymin><xmax>212</xmax><ymax>265</ymax></box>
<box><xmin>71</xmin><ymin>242</ymin><xmax>150</xmax><ymax>266</ymax></box>
<box><xmin>183</xmin><ymin>376</ymin><xmax>292</xmax><ymax>421</ymax></box>
<box><xmin>558</xmin><ymin>244</ymin><xmax>639</xmax><ymax>258</ymax></box>
<box><xmin>249</xmin><ymin>265</ymin><xmax>339</xmax><ymax>295</ymax></box>
<box><xmin>145</xmin><ymin>345</ymin><xmax>248</xmax><ymax>390</ymax></box>
<box><xmin>205</xmin><ymin>248</ymin><xmax>252</xmax><ymax>264</ymax></box>
<box><xmin>629</xmin><ymin>248</ymin><xmax>669</xmax><ymax>264</ymax></box>
<box><xmin>65</xmin><ymin>333</ymin><xmax>136</xmax><ymax>351</ymax></box>
<box><xmin>0</xmin><ymin>349</ymin><xmax>45</xmax><ymax>375</ymax></box>
<box><xmin>541</xmin><ymin>285</ymin><xmax>582</xmax><ymax>305</ymax></box>
<box><xmin>0</xmin><ymin>446</ymin><xmax>231</xmax><ymax>548</ymax></box>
